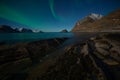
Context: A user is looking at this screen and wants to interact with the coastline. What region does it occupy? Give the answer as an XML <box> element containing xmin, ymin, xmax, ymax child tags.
<box><xmin>0</xmin><ymin>32</ymin><xmax>120</xmax><ymax>80</ymax></box>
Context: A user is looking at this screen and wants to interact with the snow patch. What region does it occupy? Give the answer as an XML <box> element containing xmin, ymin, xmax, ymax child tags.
<box><xmin>88</xmin><ymin>13</ymin><xmax>103</xmax><ymax>20</ymax></box>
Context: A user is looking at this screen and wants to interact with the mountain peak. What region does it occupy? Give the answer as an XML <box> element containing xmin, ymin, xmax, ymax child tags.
<box><xmin>88</xmin><ymin>13</ymin><xmax>103</xmax><ymax>20</ymax></box>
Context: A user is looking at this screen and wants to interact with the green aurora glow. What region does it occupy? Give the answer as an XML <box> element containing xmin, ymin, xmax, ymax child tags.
<box><xmin>49</xmin><ymin>0</ymin><xmax>63</xmax><ymax>21</ymax></box>
<box><xmin>0</xmin><ymin>5</ymin><xmax>34</xmax><ymax>27</ymax></box>
<box><xmin>0</xmin><ymin>0</ymin><xmax>120</xmax><ymax>32</ymax></box>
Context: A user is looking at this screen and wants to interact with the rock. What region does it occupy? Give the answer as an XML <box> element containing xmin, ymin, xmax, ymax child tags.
<box><xmin>110</xmin><ymin>47</ymin><xmax>120</xmax><ymax>62</ymax></box>
<box><xmin>0</xmin><ymin>38</ymin><xmax>68</xmax><ymax>80</ymax></box>
<box><xmin>0</xmin><ymin>37</ymin><xmax>68</xmax><ymax>66</ymax></box>
<box><xmin>60</xmin><ymin>29</ymin><xmax>68</xmax><ymax>32</ymax></box>
<box><xmin>0</xmin><ymin>42</ymin><xmax>6</xmax><ymax>45</ymax></box>
<box><xmin>96</xmin><ymin>47</ymin><xmax>110</xmax><ymax>56</ymax></box>
<box><xmin>38</xmin><ymin>30</ymin><xmax>43</xmax><ymax>33</ymax></box>
<box><xmin>25</xmin><ymin>32</ymin><xmax>120</xmax><ymax>80</ymax></box>
<box><xmin>95</xmin><ymin>40</ymin><xmax>111</xmax><ymax>50</ymax></box>
<box><xmin>81</xmin><ymin>44</ymin><xmax>89</xmax><ymax>56</ymax></box>
<box><xmin>0</xmin><ymin>45</ymin><xmax>29</xmax><ymax>65</ymax></box>
<box><xmin>26</xmin><ymin>38</ymin><xmax>68</xmax><ymax>63</ymax></box>
<box><xmin>38</xmin><ymin>42</ymin><xmax>106</xmax><ymax>80</ymax></box>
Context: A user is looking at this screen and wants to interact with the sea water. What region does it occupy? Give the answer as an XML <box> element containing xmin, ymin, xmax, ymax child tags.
<box><xmin>0</xmin><ymin>32</ymin><xmax>74</xmax><ymax>44</ymax></box>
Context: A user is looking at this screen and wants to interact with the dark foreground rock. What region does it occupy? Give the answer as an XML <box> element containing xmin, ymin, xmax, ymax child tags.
<box><xmin>0</xmin><ymin>38</ymin><xmax>68</xmax><ymax>80</ymax></box>
<box><xmin>38</xmin><ymin>40</ymin><xmax>106</xmax><ymax>80</ymax></box>
<box><xmin>26</xmin><ymin>33</ymin><xmax>120</xmax><ymax>80</ymax></box>
<box><xmin>0</xmin><ymin>33</ymin><xmax>120</xmax><ymax>80</ymax></box>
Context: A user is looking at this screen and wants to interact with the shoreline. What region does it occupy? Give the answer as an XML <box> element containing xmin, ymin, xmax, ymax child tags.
<box><xmin>0</xmin><ymin>32</ymin><xmax>120</xmax><ymax>80</ymax></box>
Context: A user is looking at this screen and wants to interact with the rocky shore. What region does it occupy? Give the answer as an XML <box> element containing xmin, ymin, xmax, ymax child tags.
<box><xmin>27</xmin><ymin>32</ymin><xmax>120</xmax><ymax>80</ymax></box>
<box><xmin>0</xmin><ymin>33</ymin><xmax>120</xmax><ymax>80</ymax></box>
<box><xmin>0</xmin><ymin>38</ymin><xmax>68</xmax><ymax>80</ymax></box>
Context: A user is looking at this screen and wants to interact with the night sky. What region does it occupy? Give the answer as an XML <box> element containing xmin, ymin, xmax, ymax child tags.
<box><xmin>0</xmin><ymin>0</ymin><xmax>120</xmax><ymax>32</ymax></box>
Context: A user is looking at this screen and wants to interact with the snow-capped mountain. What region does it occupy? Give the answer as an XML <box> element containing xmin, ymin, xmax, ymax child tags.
<box><xmin>72</xmin><ymin>9</ymin><xmax>120</xmax><ymax>32</ymax></box>
<box><xmin>18</xmin><ymin>27</ymin><xmax>23</xmax><ymax>32</ymax></box>
<box><xmin>72</xmin><ymin>13</ymin><xmax>103</xmax><ymax>32</ymax></box>
<box><xmin>14</xmin><ymin>27</ymin><xmax>33</xmax><ymax>33</ymax></box>
<box><xmin>19</xmin><ymin>28</ymin><xmax>33</xmax><ymax>32</ymax></box>
<box><xmin>0</xmin><ymin>26</ymin><xmax>44</xmax><ymax>33</ymax></box>
<box><xmin>0</xmin><ymin>25</ymin><xmax>19</xmax><ymax>33</ymax></box>
<box><xmin>75</xmin><ymin>13</ymin><xmax>103</xmax><ymax>25</ymax></box>
<box><xmin>88</xmin><ymin>13</ymin><xmax>103</xmax><ymax>20</ymax></box>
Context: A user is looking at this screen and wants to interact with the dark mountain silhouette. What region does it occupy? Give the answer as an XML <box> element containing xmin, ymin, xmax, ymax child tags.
<box><xmin>0</xmin><ymin>25</ymin><xmax>19</xmax><ymax>33</ymax></box>
<box><xmin>60</xmin><ymin>29</ymin><xmax>68</xmax><ymax>32</ymax></box>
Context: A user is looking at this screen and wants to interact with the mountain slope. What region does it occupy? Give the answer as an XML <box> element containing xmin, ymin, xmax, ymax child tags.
<box><xmin>72</xmin><ymin>13</ymin><xmax>103</xmax><ymax>32</ymax></box>
<box><xmin>71</xmin><ymin>9</ymin><xmax>120</xmax><ymax>32</ymax></box>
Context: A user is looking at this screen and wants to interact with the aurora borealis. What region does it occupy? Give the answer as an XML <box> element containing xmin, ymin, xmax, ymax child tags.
<box><xmin>49</xmin><ymin>0</ymin><xmax>62</xmax><ymax>21</ymax></box>
<box><xmin>0</xmin><ymin>5</ymin><xmax>33</xmax><ymax>26</ymax></box>
<box><xmin>0</xmin><ymin>0</ymin><xmax>120</xmax><ymax>32</ymax></box>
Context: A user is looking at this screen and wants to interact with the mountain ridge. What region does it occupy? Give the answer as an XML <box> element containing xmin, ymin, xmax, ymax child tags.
<box><xmin>0</xmin><ymin>25</ymin><xmax>43</xmax><ymax>33</ymax></box>
<box><xmin>71</xmin><ymin>9</ymin><xmax>120</xmax><ymax>32</ymax></box>
<box><xmin>71</xmin><ymin>13</ymin><xmax>103</xmax><ymax>32</ymax></box>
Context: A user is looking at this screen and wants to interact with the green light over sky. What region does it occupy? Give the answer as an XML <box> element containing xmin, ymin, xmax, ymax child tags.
<box><xmin>0</xmin><ymin>5</ymin><xmax>34</xmax><ymax>27</ymax></box>
<box><xmin>0</xmin><ymin>0</ymin><xmax>120</xmax><ymax>32</ymax></box>
<box><xmin>49</xmin><ymin>0</ymin><xmax>63</xmax><ymax>21</ymax></box>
